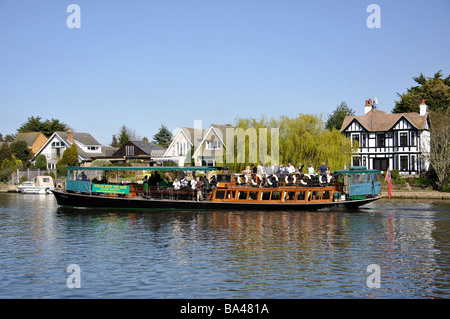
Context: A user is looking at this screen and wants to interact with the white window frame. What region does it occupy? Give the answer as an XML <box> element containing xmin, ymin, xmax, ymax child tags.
<box><xmin>351</xmin><ymin>133</ymin><xmax>360</xmax><ymax>147</ymax></box>
<box><xmin>176</xmin><ymin>142</ymin><xmax>188</xmax><ymax>156</ymax></box>
<box><xmin>206</xmin><ymin>140</ymin><xmax>221</xmax><ymax>150</ymax></box>
<box><xmin>399</xmin><ymin>155</ymin><xmax>408</xmax><ymax>171</ymax></box>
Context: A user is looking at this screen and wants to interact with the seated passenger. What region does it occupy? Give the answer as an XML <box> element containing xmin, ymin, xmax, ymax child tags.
<box><xmin>180</xmin><ymin>177</ymin><xmax>189</xmax><ymax>188</ymax></box>
<box><xmin>173</xmin><ymin>178</ymin><xmax>181</xmax><ymax>190</ymax></box>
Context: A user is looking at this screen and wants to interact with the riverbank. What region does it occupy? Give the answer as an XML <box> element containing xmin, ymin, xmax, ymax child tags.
<box><xmin>0</xmin><ymin>184</ymin><xmax>17</xmax><ymax>193</ymax></box>
<box><xmin>380</xmin><ymin>189</ymin><xmax>450</xmax><ymax>200</ymax></box>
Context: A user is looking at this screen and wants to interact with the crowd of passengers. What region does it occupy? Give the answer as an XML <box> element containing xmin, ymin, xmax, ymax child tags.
<box><xmin>239</xmin><ymin>162</ymin><xmax>334</xmax><ymax>187</ymax></box>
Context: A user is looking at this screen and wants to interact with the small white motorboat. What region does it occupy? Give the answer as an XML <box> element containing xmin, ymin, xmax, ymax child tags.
<box><xmin>18</xmin><ymin>176</ymin><xmax>55</xmax><ymax>194</ymax></box>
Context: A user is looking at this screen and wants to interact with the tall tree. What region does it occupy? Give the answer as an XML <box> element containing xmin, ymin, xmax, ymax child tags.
<box><xmin>152</xmin><ymin>124</ymin><xmax>173</xmax><ymax>148</ymax></box>
<box><xmin>10</xmin><ymin>141</ymin><xmax>32</xmax><ymax>164</ymax></box>
<box><xmin>17</xmin><ymin>116</ymin><xmax>69</xmax><ymax>137</ymax></box>
<box><xmin>0</xmin><ymin>143</ymin><xmax>12</xmax><ymax>167</ymax></box>
<box><xmin>2</xmin><ymin>134</ymin><xmax>15</xmax><ymax>142</ymax></box>
<box><xmin>224</xmin><ymin>114</ymin><xmax>355</xmax><ymax>173</ymax></box>
<box><xmin>118</xmin><ymin>125</ymin><xmax>130</xmax><ymax>147</ymax></box>
<box><xmin>110</xmin><ymin>134</ymin><xmax>120</xmax><ymax>148</ymax></box>
<box><xmin>115</xmin><ymin>125</ymin><xmax>140</xmax><ymax>147</ymax></box>
<box><xmin>325</xmin><ymin>102</ymin><xmax>355</xmax><ymax>130</ymax></box>
<box><xmin>425</xmin><ymin>109</ymin><xmax>450</xmax><ymax>190</ymax></box>
<box><xmin>393</xmin><ymin>71</ymin><xmax>450</xmax><ymax>113</ymax></box>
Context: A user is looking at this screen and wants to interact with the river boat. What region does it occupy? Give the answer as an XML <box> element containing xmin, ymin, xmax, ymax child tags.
<box><xmin>51</xmin><ymin>165</ymin><xmax>381</xmax><ymax>210</ymax></box>
<box><xmin>18</xmin><ymin>176</ymin><xmax>55</xmax><ymax>194</ymax></box>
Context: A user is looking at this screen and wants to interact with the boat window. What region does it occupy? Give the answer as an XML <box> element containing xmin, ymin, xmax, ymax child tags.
<box><xmin>249</xmin><ymin>191</ymin><xmax>258</xmax><ymax>200</ymax></box>
<box><xmin>351</xmin><ymin>173</ymin><xmax>366</xmax><ymax>185</ymax></box>
<box><xmin>297</xmin><ymin>191</ymin><xmax>306</xmax><ymax>201</ymax></box>
<box><xmin>271</xmin><ymin>191</ymin><xmax>282</xmax><ymax>200</ymax></box>
<box><xmin>311</xmin><ymin>191</ymin><xmax>321</xmax><ymax>200</ymax></box>
<box><xmin>373</xmin><ymin>173</ymin><xmax>380</xmax><ymax>183</ymax></box>
<box><xmin>286</xmin><ymin>192</ymin><xmax>296</xmax><ymax>201</ymax></box>
<box><xmin>226</xmin><ymin>190</ymin><xmax>235</xmax><ymax>199</ymax></box>
<box><xmin>215</xmin><ymin>190</ymin><xmax>226</xmax><ymax>199</ymax></box>
<box><xmin>218</xmin><ymin>174</ymin><xmax>231</xmax><ymax>183</ymax></box>
<box><xmin>323</xmin><ymin>190</ymin><xmax>331</xmax><ymax>200</ymax></box>
<box><xmin>237</xmin><ymin>191</ymin><xmax>248</xmax><ymax>200</ymax></box>
<box><xmin>260</xmin><ymin>192</ymin><xmax>271</xmax><ymax>200</ymax></box>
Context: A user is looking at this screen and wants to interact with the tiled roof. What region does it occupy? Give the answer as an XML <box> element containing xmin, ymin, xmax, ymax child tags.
<box><xmin>129</xmin><ymin>141</ymin><xmax>166</xmax><ymax>156</ymax></box>
<box><xmin>14</xmin><ymin>132</ymin><xmax>44</xmax><ymax>146</ymax></box>
<box><xmin>55</xmin><ymin>131</ymin><xmax>101</xmax><ymax>146</ymax></box>
<box><xmin>341</xmin><ymin>109</ymin><xmax>429</xmax><ymax>132</ymax></box>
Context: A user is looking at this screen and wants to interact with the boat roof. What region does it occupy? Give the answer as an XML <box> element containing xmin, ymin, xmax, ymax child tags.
<box><xmin>334</xmin><ymin>166</ymin><xmax>381</xmax><ymax>175</ymax></box>
<box><xmin>67</xmin><ymin>166</ymin><xmax>227</xmax><ymax>172</ymax></box>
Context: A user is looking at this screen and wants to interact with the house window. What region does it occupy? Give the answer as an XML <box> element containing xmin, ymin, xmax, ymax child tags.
<box><xmin>399</xmin><ymin>132</ymin><xmax>408</xmax><ymax>147</ymax></box>
<box><xmin>125</xmin><ymin>145</ymin><xmax>134</xmax><ymax>156</ymax></box>
<box><xmin>206</xmin><ymin>140</ymin><xmax>221</xmax><ymax>150</ymax></box>
<box><xmin>176</xmin><ymin>142</ymin><xmax>188</xmax><ymax>156</ymax></box>
<box><xmin>87</xmin><ymin>146</ymin><xmax>98</xmax><ymax>151</ymax></box>
<box><xmin>351</xmin><ymin>133</ymin><xmax>360</xmax><ymax>147</ymax></box>
<box><xmin>352</xmin><ymin>156</ymin><xmax>360</xmax><ymax>167</ymax></box>
<box><xmin>410</xmin><ymin>131</ymin><xmax>416</xmax><ymax>147</ymax></box>
<box><xmin>400</xmin><ymin>156</ymin><xmax>408</xmax><ymax>171</ymax></box>
<box><xmin>411</xmin><ymin>155</ymin><xmax>416</xmax><ymax>172</ymax></box>
<box><xmin>202</xmin><ymin>159</ymin><xmax>215</xmax><ymax>167</ymax></box>
<box><xmin>373</xmin><ymin>158</ymin><xmax>388</xmax><ymax>171</ymax></box>
<box><xmin>361</xmin><ymin>134</ymin><xmax>367</xmax><ymax>148</ymax></box>
<box><xmin>51</xmin><ymin>141</ymin><xmax>65</xmax><ymax>147</ymax></box>
<box><xmin>376</xmin><ymin>134</ymin><xmax>385</xmax><ymax>147</ymax></box>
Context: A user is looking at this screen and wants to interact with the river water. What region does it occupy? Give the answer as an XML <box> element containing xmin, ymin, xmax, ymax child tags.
<box><xmin>0</xmin><ymin>193</ymin><xmax>449</xmax><ymax>299</ymax></box>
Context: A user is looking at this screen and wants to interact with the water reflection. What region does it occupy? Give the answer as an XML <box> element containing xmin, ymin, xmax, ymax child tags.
<box><xmin>1</xmin><ymin>193</ymin><xmax>449</xmax><ymax>298</ymax></box>
<box><xmin>53</xmin><ymin>204</ymin><xmax>449</xmax><ymax>298</ymax></box>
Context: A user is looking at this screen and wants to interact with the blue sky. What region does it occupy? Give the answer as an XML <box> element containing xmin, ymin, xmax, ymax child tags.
<box><xmin>1</xmin><ymin>0</ymin><xmax>449</xmax><ymax>145</ymax></box>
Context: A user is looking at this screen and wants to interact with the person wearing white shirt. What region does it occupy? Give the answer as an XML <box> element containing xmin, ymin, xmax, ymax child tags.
<box><xmin>287</xmin><ymin>162</ymin><xmax>295</xmax><ymax>174</ymax></box>
<box><xmin>173</xmin><ymin>178</ymin><xmax>181</xmax><ymax>190</ymax></box>
<box><xmin>308</xmin><ymin>163</ymin><xmax>315</xmax><ymax>175</ymax></box>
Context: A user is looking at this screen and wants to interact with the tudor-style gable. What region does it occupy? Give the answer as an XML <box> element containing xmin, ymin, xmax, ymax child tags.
<box><xmin>340</xmin><ymin>99</ymin><xmax>430</xmax><ymax>174</ymax></box>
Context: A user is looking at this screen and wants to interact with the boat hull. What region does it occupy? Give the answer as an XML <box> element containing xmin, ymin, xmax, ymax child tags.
<box><xmin>19</xmin><ymin>187</ymin><xmax>54</xmax><ymax>194</ymax></box>
<box><xmin>51</xmin><ymin>190</ymin><xmax>380</xmax><ymax>211</ymax></box>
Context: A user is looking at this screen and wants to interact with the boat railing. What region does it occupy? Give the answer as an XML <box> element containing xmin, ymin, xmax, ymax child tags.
<box><xmin>227</xmin><ymin>172</ymin><xmax>335</xmax><ymax>188</ymax></box>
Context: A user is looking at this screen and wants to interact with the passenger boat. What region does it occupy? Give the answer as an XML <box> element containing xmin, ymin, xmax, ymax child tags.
<box><xmin>51</xmin><ymin>165</ymin><xmax>381</xmax><ymax>210</ymax></box>
<box><xmin>18</xmin><ymin>175</ymin><xmax>55</xmax><ymax>194</ymax></box>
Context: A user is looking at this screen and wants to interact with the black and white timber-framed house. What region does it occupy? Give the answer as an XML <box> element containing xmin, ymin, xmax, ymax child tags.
<box><xmin>340</xmin><ymin>99</ymin><xmax>430</xmax><ymax>175</ymax></box>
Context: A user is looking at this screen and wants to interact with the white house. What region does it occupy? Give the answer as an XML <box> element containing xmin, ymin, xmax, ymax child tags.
<box><xmin>32</xmin><ymin>130</ymin><xmax>111</xmax><ymax>168</ymax></box>
<box><xmin>340</xmin><ymin>99</ymin><xmax>430</xmax><ymax>175</ymax></box>
<box><xmin>160</xmin><ymin>124</ymin><xmax>233</xmax><ymax>166</ymax></box>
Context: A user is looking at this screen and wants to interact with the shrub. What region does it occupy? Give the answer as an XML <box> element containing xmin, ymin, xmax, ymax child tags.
<box><xmin>35</xmin><ymin>154</ymin><xmax>47</xmax><ymax>170</ymax></box>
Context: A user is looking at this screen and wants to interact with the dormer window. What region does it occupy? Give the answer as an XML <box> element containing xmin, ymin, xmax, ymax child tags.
<box><xmin>206</xmin><ymin>140</ymin><xmax>221</xmax><ymax>150</ymax></box>
<box><xmin>51</xmin><ymin>141</ymin><xmax>65</xmax><ymax>147</ymax></box>
<box><xmin>87</xmin><ymin>146</ymin><xmax>99</xmax><ymax>151</ymax></box>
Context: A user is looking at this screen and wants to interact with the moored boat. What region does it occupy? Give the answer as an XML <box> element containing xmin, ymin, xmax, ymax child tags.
<box><xmin>51</xmin><ymin>165</ymin><xmax>381</xmax><ymax>210</ymax></box>
<box><xmin>18</xmin><ymin>176</ymin><xmax>55</xmax><ymax>194</ymax></box>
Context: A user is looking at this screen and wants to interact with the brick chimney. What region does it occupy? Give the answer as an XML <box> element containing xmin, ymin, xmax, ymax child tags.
<box><xmin>419</xmin><ymin>99</ymin><xmax>428</xmax><ymax>116</ymax></box>
<box><xmin>67</xmin><ymin>129</ymin><xmax>73</xmax><ymax>144</ymax></box>
<box><xmin>364</xmin><ymin>99</ymin><xmax>373</xmax><ymax>114</ymax></box>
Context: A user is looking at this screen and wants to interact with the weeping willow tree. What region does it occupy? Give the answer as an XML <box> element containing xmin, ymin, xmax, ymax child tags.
<box><xmin>221</xmin><ymin>113</ymin><xmax>355</xmax><ymax>173</ymax></box>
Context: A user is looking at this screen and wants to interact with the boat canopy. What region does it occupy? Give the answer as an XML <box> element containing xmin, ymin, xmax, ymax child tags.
<box><xmin>333</xmin><ymin>166</ymin><xmax>381</xmax><ymax>199</ymax></box>
<box><xmin>65</xmin><ymin>166</ymin><xmax>227</xmax><ymax>193</ymax></box>
<box><xmin>334</xmin><ymin>166</ymin><xmax>381</xmax><ymax>175</ymax></box>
